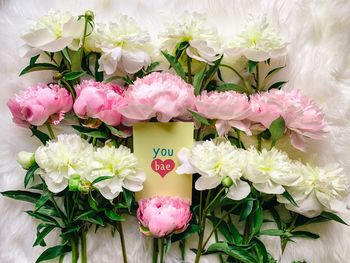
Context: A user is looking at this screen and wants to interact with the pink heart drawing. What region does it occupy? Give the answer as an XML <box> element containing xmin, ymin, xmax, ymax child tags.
<box><xmin>151</xmin><ymin>158</ymin><xmax>175</xmax><ymax>178</ymax></box>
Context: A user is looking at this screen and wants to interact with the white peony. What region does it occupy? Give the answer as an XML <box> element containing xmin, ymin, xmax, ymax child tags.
<box><xmin>35</xmin><ymin>134</ymin><xmax>93</xmax><ymax>193</ymax></box>
<box><xmin>278</xmin><ymin>162</ymin><xmax>350</xmax><ymax>217</ymax></box>
<box><xmin>159</xmin><ymin>12</ymin><xmax>221</xmax><ymax>64</ymax></box>
<box><xmin>21</xmin><ymin>10</ymin><xmax>85</xmax><ymax>56</ymax></box>
<box><xmin>94</xmin><ymin>15</ymin><xmax>152</xmax><ymax>74</ymax></box>
<box><xmin>244</xmin><ymin>147</ymin><xmax>297</xmax><ymax>194</ymax></box>
<box><xmin>86</xmin><ymin>145</ymin><xmax>146</xmax><ymax>200</ymax></box>
<box><xmin>224</xmin><ymin>15</ymin><xmax>287</xmax><ymax>61</ymax></box>
<box><xmin>176</xmin><ymin>140</ymin><xmax>250</xmax><ymax>200</ymax></box>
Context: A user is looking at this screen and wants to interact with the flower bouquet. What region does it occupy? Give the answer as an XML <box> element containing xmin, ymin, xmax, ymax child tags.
<box><xmin>2</xmin><ymin>8</ymin><xmax>349</xmax><ymax>263</ymax></box>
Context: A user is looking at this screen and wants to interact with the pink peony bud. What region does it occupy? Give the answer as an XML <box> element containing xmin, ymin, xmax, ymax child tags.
<box><xmin>137</xmin><ymin>196</ymin><xmax>192</xmax><ymax>238</ymax></box>
<box><xmin>73</xmin><ymin>80</ymin><xmax>127</xmax><ymax>126</ymax></box>
<box><xmin>7</xmin><ymin>83</ymin><xmax>73</xmax><ymax>127</ymax></box>
<box><xmin>119</xmin><ymin>72</ymin><xmax>196</xmax><ymax>123</ymax></box>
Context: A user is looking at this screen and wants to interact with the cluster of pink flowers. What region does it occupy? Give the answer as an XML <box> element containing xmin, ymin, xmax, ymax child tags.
<box><xmin>137</xmin><ymin>196</ymin><xmax>192</xmax><ymax>238</ymax></box>
<box><xmin>7</xmin><ymin>73</ymin><xmax>327</xmax><ymax>153</ymax></box>
<box><xmin>195</xmin><ymin>90</ymin><xmax>328</xmax><ymax>151</ymax></box>
<box><xmin>7</xmin><ymin>83</ymin><xmax>73</xmax><ymax>127</ymax></box>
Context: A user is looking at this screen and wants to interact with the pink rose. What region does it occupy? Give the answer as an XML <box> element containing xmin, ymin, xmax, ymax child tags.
<box><xmin>73</xmin><ymin>80</ymin><xmax>126</xmax><ymax>126</ymax></box>
<box><xmin>7</xmin><ymin>83</ymin><xmax>73</xmax><ymax>127</ymax></box>
<box><xmin>119</xmin><ymin>72</ymin><xmax>196</xmax><ymax>123</ymax></box>
<box><xmin>250</xmin><ymin>90</ymin><xmax>329</xmax><ymax>151</ymax></box>
<box><xmin>137</xmin><ymin>196</ymin><xmax>192</xmax><ymax>238</ymax></box>
<box><xmin>195</xmin><ymin>91</ymin><xmax>252</xmax><ymax>136</ymax></box>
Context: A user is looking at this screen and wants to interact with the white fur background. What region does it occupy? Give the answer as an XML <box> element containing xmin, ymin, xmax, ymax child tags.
<box><xmin>0</xmin><ymin>0</ymin><xmax>350</xmax><ymax>262</ymax></box>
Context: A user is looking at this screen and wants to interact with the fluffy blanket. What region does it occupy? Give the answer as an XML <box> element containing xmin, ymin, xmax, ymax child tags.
<box><xmin>0</xmin><ymin>0</ymin><xmax>349</xmax><ymax>262</ymax></box>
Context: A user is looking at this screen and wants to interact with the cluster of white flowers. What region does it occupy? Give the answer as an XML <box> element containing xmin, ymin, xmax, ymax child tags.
<box><xmin>177</xmin><ymin>140</ymin><xmax>349</xmax><ymax>217</ymax></box>
<box><xmin>33</xmin><ymin>134</ymin><xmax>145</xmax><ymax>200</ymax></box>
<box><xmin>21</xmin><ymin>10</ymin><xmax>288</xmax><ymax>73</ymax></box>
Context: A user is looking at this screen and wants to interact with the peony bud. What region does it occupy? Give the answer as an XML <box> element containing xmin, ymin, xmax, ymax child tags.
<box><xmin>16</xmin><ymin>151</ymin><xmax>35</xmax><ymax>170</ymax></box>
<box><xmin>78</xmin><ymin>180</ymin><xmax>91</xmax><ymax>194</ymax></box>
<box><xmin>85</xmin><ymin>10</ymin><xmax>94</xmax><ymax>20</ymax></box>
<box><xmin>221</xmin><ymin>176</ymin><xmax>233</xmax><ymax>188</ymax></box>
<box><xmin>69</xmin><ymin>174</ymin><xmax>81</xmax><ymax>191</ymax></box>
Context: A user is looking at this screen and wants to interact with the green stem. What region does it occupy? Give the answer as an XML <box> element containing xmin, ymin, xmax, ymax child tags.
<box><xmin>220</xmin><ymin>64</ymin><xmax>245</xmax><ymax>82</ymax></box>
<box><xmin>81</xmin><ymin>16</ymin><xmax>89</xmax><ymax>49</ymax></box>
<box><xmin>81</xmin><ymin>229</ymin><xmax>87</xmax><ymax>263</ymax></box>
<box><xmin>152</xmin><ymin>238</ymin><xmax>159</xmax><ymax>263</ymax></box>
<box><xmin>257</xmin><ymin>133</ymin><xmax>262</xmax><ymax>152</ymax></box>
<box><xmin>61</xmin><ymin>79</ymin><xmax>76</xmax><ymax>100</ymax></box>
<box><xmin>201</xmin><ymin>204</ymin><xmax>239</xmax><ymax>250</ymax></box>
<box><xmin>206</xmin><ymin>188</ymin><xmax>226</xmax><ymax>212</ymax></box>
<box><xmin>45</xmin><ymin>122</ymin><xmax>55</xmax><ymax>139</ymax></box>
<box><xmin>194</xmin><ymin>215</ymin><xmax>206</xmax><ymax>263</ymax></box>
<box><xmin>187</xmin><ymin>56</ymin><xmax>192</xmax><ymax>84</ymax></box>
<box><xmin>214</xmin><ymin>225</ymin><xmax>224</xmax><ymax>263</ymax></box>
<box><xmin>118</xmin><ymin>221</ymin><xmax>128</xmax><ymax>263</ymax></box>
<box><xmin>159</xmin><ymin>238</ymin><xmax>165</xmax><ymax>263</ymax></box>
<box><xmin>199</xmin><ymin>191</ymin><xmax>203</xmax><ymax>220</ymax></box>
<box><xmin>236</xmin><ymin>129</ymin><xmax>243</xmax><ymax>148</ymax></box>
<box><xmin>71</xmin><ymin>236</ymin><xmax>79</xmax><ymax>263</ymax></box>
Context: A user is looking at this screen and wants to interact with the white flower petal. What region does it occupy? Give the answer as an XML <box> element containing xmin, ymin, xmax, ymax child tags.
<box><xmin>39</xmin><ymin>36</ymin><xmax>73</xmax><ymax>52</ymax></box>
<box><xmin>227</xmin><ymin>180</ymin><xmax>250</xmax><ymax>200</ymax></box>
<box><xmin>122</xmin><ymin>50</ymin><xmax>151</xmax><ymax>74</ymax></box>
<box><xmin>21</xmin><ymin>28</ymin><xmax>56</xmax><ymax>47</ymax></box>
<box><xmin>195</xmin><ymin>176</ymin><xmax>221</xmax><ymax>191</ymax></box>
<box><xmin>253</xmin><ymin>181</ymin><xmax>285</xmax><ymax>194</ymax></box>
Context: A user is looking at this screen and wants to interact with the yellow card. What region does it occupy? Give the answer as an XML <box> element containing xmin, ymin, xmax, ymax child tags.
<box><xmin>133</xmin><ymin>122</ymin><xmax>194</xmax><ymax>202</ymax></box>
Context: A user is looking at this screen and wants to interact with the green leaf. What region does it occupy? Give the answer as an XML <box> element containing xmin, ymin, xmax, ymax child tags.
<box><xmin>24</xmin><ymin>163</ymin><xmax>39</xmax><ymax>188</ymax></box>
<box><xmin>240</xmin><ymin>199</ymin><xmax>254</xmax><ymax>221</ymax></box>
<box><xmin>248</xmin><ymin>60</ymin><xmax>258</xmax><ymax>73</ymax></box>
<box><xmin>175</xmin><ymin>41</ymin><xmax>190</xmax><ymax>60</ymax></box>
<box><xmin>30</xmin><ymin>128</ymin><xmax>51</xmax><ymax>145</ymax></box>
<box><xmin>71</xmin><ymin>48</ymin><xmax>83</xmax><ymax>72</ymax></box>
<box><xmin>104</xmin><ymin>209</ymin><xmax>125</xmax><ymax>222</ymax></box>
<box><xmin>251</xmin><ymin>202</ymin><xmax>263</xmax><ymax>236</ymax></box>
<box><xmin>264</xmin><ymin>66</ymin><xmax>285</xmax><ymax>81</ymax></box>
<box><xmin>259</xmin><ymin>229</ymin><xmax>287</xmax><ymax>237</ymax></box>
<box><xmin>35</xmin><ymin>244</ymin><xmax>69</xmax><ymax>263</ymax></box>
<box><xmin>75</xmin><ymin>210</ymin><xmax>104</xmax><ymax>226</ymax></box>
<box><xmin>291</xmin><ymin>231</ymin><xmax>320</xmax><ymax>239</ymax></box>
<box><xmin>320</xmin><ymin>211</ymin><xmax>348</xmax><ymax>225</ymax></box>
<box><xmin>106</xmin><ymin>125</ymin><xmax>128</xmax><ymax>138</ymax></box>
<box><xmin>282</xmin><ymin>191</ymin><xmax>298</xmax><ymax>207</ymax></box>
<box><xmin>252</xmin><ymin>237</ymin><xmax>269</xmax><ymax>263</ymax></box>
<box><xmin>88</xmin><ymin>192</ymin><xmax>98</xmax><ymax>211</ymax></box>
<box><xmin>145</xmin><ymin>61</ymin><xmax>160</xmax><ymax>73</ymax></box>
<box><xmin>1</xmin><ymin>190</ymin><xmax>40</xmax><ymax>203</ymax></box>
<box><xmin>103</xmin><ymin>76</ymin><xmax>122</xmax><ymax>84</ymax></box>
<box><xmin>193</xmin><ymin>66</ymin><xmax>207</xmax><ymax>95</ymax></box>
<box><xmin>94</xmin><ymin>53</ymin><xmax>104</xmax><ymax>81</ymax></box>
<box><xmin>202</xmin><ymin>55</ymin><xmax>223</xmax><ymax>88</ymax></box>
<box><xmin>61</xmin><ymin>48</ymin><xmax>71</xmax><ymax>64</ymax></box>
<box><xmin>26</xmin><ymin>211</ymin><xmax>60</xmax><ymax>226</ymax></box>
<box><xmin>269</xmin><ymin>116</ymin><xmax>285</xmax><ymax>147</ymax></box>
<box><xmin>33</xmin><ymin>225</ymin><xmax>56</xmax><ymax>247</ymax></box>
<box><xmin>205</xmin><ymin>242</ymin><xmax>258</xmax><ymax>263</ymax></box>
<box><xmin>92</xmin><ymin>176</ymin><xmax>113</xmax><ymax>185</ymax></box>
<box><xmin>30</xmin><ymin>55</ymin><xmax>40</xmax><ymax>65</ymax></box>
<box><xmin>161</xmin><ymin>50</ymin><xmax>186</xmax><ymax>80</ymax></box>
<box><xmin>189</xmin><ymin>110</ymin><xmax>210</xmax><ymax>125</ymax></box>
<box><xmin>35</xmin><ymin>194</ymin><xmax>50</xmax><ymax>211</ymax></box>
<box><xmin>72</xmin><ymin>125</ymin><xmax>108</xmax><ymax>139</ymax></box>
<box><xmin>217</xmin><ymin>83</ymin><xmax>246</xmax><ymax>93</ymax></box>
<box><xmin>208</xmin><ymin>216</ymin><xmax>243</xmax><ymax>244</ymax></box>
<box><xmin>20</xmin><ymin>63</ymin><xmax>59</xmax><ymax>76</ymax></box>
<box><xmin>122</xmin><ymin>189</ymin><xmax>133</xmax><ymax>211</ymax></box>
<box><xmin>171</xmin><ymin>224</ymin><xmax>200</xmax><ymax>242</ymax></box>
<box><xmin>63</xmin><ymin>71</ymin><xmax>86</xmax><ymax>81</ymax></box>
<box><xmin>268</xmin><ymin>81</ymin><xmax>287</xmax><ymax>91</ymax></box>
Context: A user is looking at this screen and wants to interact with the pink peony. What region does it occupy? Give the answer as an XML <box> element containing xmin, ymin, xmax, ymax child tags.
<box><xmin>119</xmin><ymin>72</ymin><xmax>196</xmax><ymax>123</ymax></box>
<box><xmin>195</xmin><ymin>91</ymin><xmax>252</xmax><ymax>136</ymax></box>
<box><xmin>137</xmin><ymin>196</ymin><xmax>192</xmax><ymax>238</ymax></box>
<box><xmin>7</xmin><ymin>83</ymin><xmax>73</xmax><ymax>127</ymax></box>
<box><xmin>250</xmin><ymin>90</ymin><xmax>329</xmax><ymax>151</ymax></box>
<box><xmin>73</xmin><ymin>80</ymin><xmax>126</xmax><ymax>126</ymax></box>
